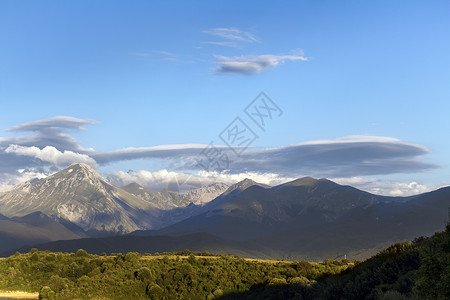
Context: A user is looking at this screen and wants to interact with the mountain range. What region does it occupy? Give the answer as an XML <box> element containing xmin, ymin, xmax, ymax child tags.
<box><xmin>0</xmin><ymin>163</ymin><xmax>448</xmax><ymax>260</ymax></box>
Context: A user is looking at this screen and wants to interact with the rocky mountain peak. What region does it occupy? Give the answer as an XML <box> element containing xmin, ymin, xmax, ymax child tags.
<box><xmin>0</xmin><ymin>163</ymin><xmax>160</xmax><ymax>233</ymax></box>
<box><xmin>181</xmin><ymin>182</ymin><xmax>229</xmax><ymax>205</ymax></box>
<box><xmin>227</xmin><ymin>178</ymin><xmax>269</xmax><ymax>193</ymax></box>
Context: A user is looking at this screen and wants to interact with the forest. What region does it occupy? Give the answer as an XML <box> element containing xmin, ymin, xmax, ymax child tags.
<box><xmin>0</xmin><ymin>225</ymin><xmax>448</xmax><ymax>299</ymax></box>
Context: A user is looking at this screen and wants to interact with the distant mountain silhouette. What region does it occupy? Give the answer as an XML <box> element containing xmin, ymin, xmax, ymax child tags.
<box><xmin>147</xmin><ymin>178</ymin><xmax>450</xmax><ymax>260</ymax></box>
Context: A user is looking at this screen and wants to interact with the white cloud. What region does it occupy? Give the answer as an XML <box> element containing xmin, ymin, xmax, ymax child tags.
<box><xmin>214</xmin><ymin>53</ymin><xmax>308</xmax><ymax>74</ymax></box>
<box><xmin>107</xmin><ymin>168</ymin><xmax>296</xmax><ymax>192</ymax></box>
<box><xmin>331</xmin><ymin>177</ymin><xmax>432</xmax><ymax>196</ymax></box>
<box><xmin>107</xmin><ymin>169</ymin><xmax>206</xmax><ymax>192</ymax></box>
<box><xmin>197</xmin><ymin>170</ymin><xmax>295</xmax><ymax>187</ymax></box>
<box><xmin>5</xmin><ymin>145</ymin><xmax>98</xmax><ymax>169</ymax></box>
<box><xmin>0</xmin><ymin>169</ymin><xmax>52</xmax><ymax>192</ymax></box>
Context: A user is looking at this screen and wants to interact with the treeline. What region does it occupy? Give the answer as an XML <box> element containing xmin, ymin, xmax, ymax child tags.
<box><xmin>311</xmin><ymin>224</ymin><xmax>450</xmax><ymax>299</ymax></box>
<box><xmin>222</xmin><ymin>225</ymin><xmax>450</xmax><ymax>299</ymax></box>
<box><xmin>0</xmin><ymin>226</ymin><xmax>448</xmax><ymax>299</ymax></box>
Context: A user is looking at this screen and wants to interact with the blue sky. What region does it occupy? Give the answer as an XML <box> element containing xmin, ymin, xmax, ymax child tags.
<box><xmin>1</xmin><ymin>1</ymin><xmax>449</xmax><ymax>195</ymax></box>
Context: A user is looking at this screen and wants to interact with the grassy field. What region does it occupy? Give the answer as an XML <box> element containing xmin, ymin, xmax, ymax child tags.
<box><xmin>0</xmin><ymin>290</ymin><xmax>39</xmax><ymax>299</ymax></box>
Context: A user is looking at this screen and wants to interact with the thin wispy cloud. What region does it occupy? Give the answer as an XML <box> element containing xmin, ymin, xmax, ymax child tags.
<box><xmin>130</xmin><ymin>52</ymin><xmax>150</xmax><ymax>57</ymax></box>
<box><xmin>130</xmin><ymin>51</ymin><xmax>178</xmax><ymax>61</ymax></box>
<box><xmin>201</xmin><ymin>41</ymin><xmax>239</xmax><ymax>48</ymax></box>
<box><xmin>156</xmin><ymin>50</ymin><xmax>177</xmax><ymax>61</ymax></box>
<box><xmin>214</xmin><ymin>53</ymin><xmax>308</xmax><ymax>74</ymax></box>
<box><xmin>203</xmin><ymin>27</ymin><xmax>258</xmax><ymax>43</ymax></box>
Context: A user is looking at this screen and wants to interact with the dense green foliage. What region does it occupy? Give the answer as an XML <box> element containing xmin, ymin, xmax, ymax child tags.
<box><xmin>320</xmin><ymin>225</ymin><xmax>450</xmax><ymax>300</ymax></box>
<box><xmin>222</xmin><ymin>226</ymin><xmax>450</xmax><ymax>299</ymax></box>
<box><xmin>0</xmin><ymin>226</ymin><xmax>448</xmax><ymax>299</ymax></box>
<box><xmin>0</xmin><ymin>249</ymin><xmax>348</xmax><ymax>299</ymax></box>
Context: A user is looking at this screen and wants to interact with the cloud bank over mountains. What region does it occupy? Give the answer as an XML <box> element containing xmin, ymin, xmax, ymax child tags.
<box><xmin>0</xmin><ymin>116</ymin><xmax>439</xmax><ymax>195</ymax></box>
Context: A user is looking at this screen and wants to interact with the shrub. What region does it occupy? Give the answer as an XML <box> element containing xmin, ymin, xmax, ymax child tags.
<box><xmin>77</xmin><ymin>275</ymin><xmax>90</xmax><ymax>287</ymax></box>
<box><xmin>39</xmin><ymin>286</ymin><xmax>54</xmax><ymax>299</ymax></box>
<box><xmin>30</xmin><ymin>253</ymin><xmax>39</xmax><ymax>261</ymax></box>
<box><xmin>124</xmin><ymin>252</ymin><xmax>140</xmax><ymax>263</ymax></box>
<box><xmin>48</xmin><ymin>275</ymin><xmax>69</xmax><ymax>292</ymax></box>
<box><xmin>146</xmin><ymin>283</ymin><xmax>164</xmax><ymax>299</ymax></box>
<box><xmin>268</xmin><ymin>278</ymin><xmax>287</xmax><ymax>286</ymax></box>
<box><xmin>137</xmin><ymin>267</ymin><xmax>153</xmax><ymax>282</ymax></box>
<box><xmin>288</xmin><ymin>276</ymin><xmax>310</xmax><ymax>286</ymax></box>
<box><xmin>213</xmin><ymin>288</ymin><xmax>224</xmax><ymax>297</ymax></box>
<box><xmin>76</xmin><ymin>249</ymin><xmax>89</xmax><ymax>257</ymax></box>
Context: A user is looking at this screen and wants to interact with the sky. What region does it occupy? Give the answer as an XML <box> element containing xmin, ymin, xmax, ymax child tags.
<box><xmin>0</xmin><ymin>0</ymin><xmax>449</xmax><ymax>195</ymax></box>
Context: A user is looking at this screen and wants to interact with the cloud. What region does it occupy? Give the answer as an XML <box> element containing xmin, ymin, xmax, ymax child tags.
<box><xmin>107</xmin><ymin>169</ymin><xmax>202</xmax><ymax>192</ymax></box>
<box><xmin>214</xmin><ymin>53</ymin><xmax>308</xmax><ymax>74</ymax></box>
<box><xmin>331</xmin><ymin>177</ymin><xmax>432</xmax><ymax>196</ymax></box>
<box><xmin>203</xmin><ymin>27</ymin><xmax>257</xmax><ymax>43</ymax></box>
<box><xmin>156</xmin><ymin>51</ymin><xmax>177</xmax><ymax>62</ymax></box>
<box><xmin>0</xmin><ymin>116</ymin><xmax>99</xmax><ymax>179</ymax></box>
<box><xmin>5</xmin><ymin>116</ymin><xmax>98</xmax><ymax>132</ymax></box>
<box><xmin>0</xmin><ymin>168</ymin><xmax>54</xmax><ymax>192</ymax></box>
<box><xmin>106</xmin><ymin>167</ymin><xmax>440</xmax><ymax>197</ymax></box>
<box><xmin>107</xmin><ymin>168</ymin><xmax>295</xmax><ymax>192</ymax></box>
<box><xmin>0</xmin><ymin>116</ymin><xmax>439</xmax><ymax>195</ymax></box>
<box><xmin>5</xmin><ymin>145</ymin><xmax>98</xmax><ymax>169</ymax></box>
<box><xmin>201</xmin><ymin>41</ymin><xmax>238</xmax><ymax>48</ymax></box>
<box><xmin>130</xmin><ymin>52</ymin><xmax>150</xmax><ymax>57</ymax></box>
<box><xmin>232</xmin><ymin>135</ymin><xmax>437</xmax><ymax>177</ymax></box>
<box><xmin>1</xmin><ymin>116</ymin><xmax>97</xmax><ymax>152</ymax></box>
<box><xmin>91</xmin><ymin>144</ymin><xmax>230</xmax><ymax>165</ymax></box>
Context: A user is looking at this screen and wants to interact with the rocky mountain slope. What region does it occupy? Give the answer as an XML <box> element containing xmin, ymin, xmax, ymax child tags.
<box><xmin>121</xmin><ymin>182</ymin><xmax>229</xmax><ymax>209</ymax></box>
<box><xmin>0</xmin><ymin>163</ymin><xmax>160</xmax><ymax>233</ymax></box>
<box><xmin>0</xmin><ymin>163</ymin><xmax>231</xmax><ymax>253</ymax></box>
<box><xmin>181</xmin><ymin>182</ymin><xmax>229</xmax><ymax>205</ymax></box>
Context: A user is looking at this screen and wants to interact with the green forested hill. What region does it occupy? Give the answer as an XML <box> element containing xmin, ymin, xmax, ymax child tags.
<box><xmin>0</xmin><ymin>225</ymin><xmax>448</xmax><ymax>299</ymax></box>
<box><xmin>0</xmin><ymin>250</ymin><xmax>349</xmax><ymax>299</ymax></box>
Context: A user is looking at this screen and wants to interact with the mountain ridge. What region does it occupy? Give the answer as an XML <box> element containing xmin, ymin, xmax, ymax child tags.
<box><xmin>0</xmin><ymin>163</ymin><xmax>448</xmax><ymax>260</ymax></box>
